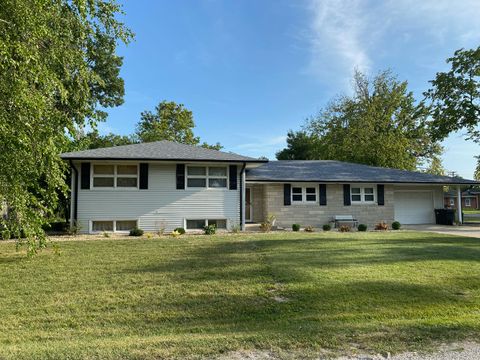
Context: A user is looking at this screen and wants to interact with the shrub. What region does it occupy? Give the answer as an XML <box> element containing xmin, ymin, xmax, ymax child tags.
<box><xmin>171</xmin><ymin>230</ymin><xmax>181</xmax><ymax>237</ymax></box>
<box><xmin>357</xmin><ymin>224</ymin><xmax>368</xmax><ymax>232</ymax></box>
<box><xmin>260</xmin><ymin>214</ymin><xmax>276</xmax><ymax>232</ymax></box>
<box><xmin>304</xmin><ymin>225</ymin><xmax>314</xmax><ymax>232</ymax></box>
<box><xmin>230</xmin><ymin>223</ymin><xmax>241</xmax><ymax>233</ymax></box>
<box><xmin>1</xmin><ymin>229</ymin><xmax>11</xmax><ymax>240</ymax></box>
<box><xmin>129</xmin><ymin>227</ymin><xmax>144</xmax><ymax>236</ymax></box>
<box><xmin>203</xmin><ymin>224</ymin><xmax>216</xmax><ymax>235</ymax></box>
<box><xmin>103</xmin><ymin>231</ymin><xmax>110</xmax><ymax>238</ymax></box>
<box><xmin>374</xmin><ymin>222</ymin><xmax>388</xmax><ymax>231</ymax></box>
<box><xmin>322</xmin><ymin>224</ymin><xmax>331</xmax><ymax>231</ymax></box>
<box><xmin>339</xmin><ymin>225</ymin><xmax>351</xmax><ymax>232</ymax></box>
<box><xmin>174</xmin><ymin>227</ymin><xmax>186</xmax><ymax>235</ymax></box>
<box><xmin>392</xmin><ymin>221</ymin><xmax>401</xmax><ymax>230</ymax></box>
<box><xmin>292</xmin><ymin>224</ymin><xmax>301</xmax><ymax>232</ymax></box>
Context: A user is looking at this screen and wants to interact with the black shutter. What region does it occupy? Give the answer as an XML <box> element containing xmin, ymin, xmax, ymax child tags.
<box><xmin>343</xmin><ymin>184</ymin><xmax>351</xmax><ymax>206</ymax></box>
<box><xmin>176</xmin><ymin>164</ymin><xmax>185</xmax><ymax>190</ymax></box>
<box><xmin>81</xmin><ymin>163</ymin><xmax>90</xmax><ymax>189</ymax></box>
<box><xmin>229</xmin><ymin>165</ymin><xmax>238</xmax><ymax>190</ymax></box>
<box><xmin>139</xmin><ymin>163</ymin><xmax>149</xmax><ymax>189</ymax></box>
<box><xmin>377</xmin><ymin>184</ymin><xmax>385</xmax><ymax>206</ymax></box>
<box><xmin>284</xmin><ymin>184</ymin><xmax>291</xmax><ymax>206</ymax></box>
<box><xmin>319</xmin><ymin>184</ymin><xmax>327</xmax><ymax>205</ymax></box>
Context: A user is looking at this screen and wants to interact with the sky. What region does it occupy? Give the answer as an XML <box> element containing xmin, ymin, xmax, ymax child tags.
<box><xmin>104</xmin><ymin>0</ymin><xmax>480</xmax><ymax>179</ymax></box>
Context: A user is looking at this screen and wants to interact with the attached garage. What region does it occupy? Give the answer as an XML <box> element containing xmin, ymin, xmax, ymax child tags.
<box><xmin>394</xmin><ymin>191</ymin><xmax>435</xmax><ymax>224</ymax></box>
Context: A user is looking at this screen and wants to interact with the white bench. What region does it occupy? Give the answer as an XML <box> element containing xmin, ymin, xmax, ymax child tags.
<box><xmin>333</xmin><ymin>215</ymin><xmax>358</xmax><ymax>228</ymax></box>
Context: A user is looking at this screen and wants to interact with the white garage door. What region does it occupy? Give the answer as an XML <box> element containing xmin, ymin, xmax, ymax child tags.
<box><xmin>394</xmin><ymin>191</ymin><xmax>434</xmax><ymax>224</ymax></box>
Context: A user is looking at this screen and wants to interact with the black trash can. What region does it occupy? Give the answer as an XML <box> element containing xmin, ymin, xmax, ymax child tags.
<box><xmin>435</xmin><ymin>209</ymin><xmax>455</xmax><ymax>225</ymax></box>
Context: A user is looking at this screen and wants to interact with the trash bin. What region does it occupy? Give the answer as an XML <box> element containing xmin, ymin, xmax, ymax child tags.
<box><xmin>435</xmin><ymin>209</ymin><xmax>455</xmax><ymax>225</ymax></box>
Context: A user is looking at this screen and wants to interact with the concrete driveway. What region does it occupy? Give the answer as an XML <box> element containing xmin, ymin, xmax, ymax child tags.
<box><xmin>405</xmin><ymin>224</ymin><xmax>480</xmax><ymax>238</ymax></box>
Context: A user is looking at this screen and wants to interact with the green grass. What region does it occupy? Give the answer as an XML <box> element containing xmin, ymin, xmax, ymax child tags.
<box><xmin>1</xmin><ymin>231</ymin><xmax>480</xmax><ymax>359</ymax></box>
<box><xmin>463</xmin><ymin>209</ymin><xmax>480</xmax><ymax>214</ymax></box>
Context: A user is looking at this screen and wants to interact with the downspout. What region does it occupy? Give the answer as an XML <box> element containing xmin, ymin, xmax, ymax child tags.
<box><xmin>239</xmin><ymin>162</ymin><xmax>246</xmax><ymax>231</ymax></box>
<box><xmin>69</xmin><ymin>160</ymin><xmax>78</xmax><ymax>227</ymax></box>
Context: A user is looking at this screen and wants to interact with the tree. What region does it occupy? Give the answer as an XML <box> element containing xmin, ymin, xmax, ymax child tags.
<box><xmin>425</xmin><ymin>47</ymin><xmax>480</xmax><ymax>142</ymax></box>
<box><xmin>276</xmin><ymin>70</ymin><xmax>442</xmax><ymax>170</ymax></box>
<box><xmin>0</xmin><ymin>0</ymin><xmax>132</xmax><ymax>254</ymax></box>
<box><xmin>474</xmin><ymin>156</ymin><xmax>480</xmax><ymax>181</ymax></box>
<box><xmin>424</xmin><ymin>156</ymin><xmax>446</xmax><ymax>176</ymax></box>
<box><xmin>276</xmin><ymin>131</ymin><xmax>320</xmax><ymax>160</ymax></box>
<box><xmin>71</xmin><ymin>130</ymin><xmax>136</xmax><ymax>151</ymax></box>
<box><xmin>135</xmin><ymin>100</ymin><xmax>222</xmax><ymax>149</ymax></box>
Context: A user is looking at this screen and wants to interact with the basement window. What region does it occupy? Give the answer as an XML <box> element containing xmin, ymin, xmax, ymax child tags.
<box><xmin>185</xmin><ymin>219</ymin><xmax>227</xmax><ymax>230</ymax></box>
<box><xmin>91</xmin><ymin>220</ymin><xmax>137</xmax><ymax>232</ymax></box>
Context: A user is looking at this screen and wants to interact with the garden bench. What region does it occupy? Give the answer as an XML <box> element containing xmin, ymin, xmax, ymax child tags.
<box><xmin>333</xmin><ymin>215</ymin><xmax>358</xmax><ymax>228</ymax></box>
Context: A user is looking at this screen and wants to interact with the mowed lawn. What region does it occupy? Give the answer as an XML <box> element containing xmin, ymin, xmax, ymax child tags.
<box><xmin>1</xmin><ymin>231</ymin><xmax>480</xmax><ymax>359</ymax></box>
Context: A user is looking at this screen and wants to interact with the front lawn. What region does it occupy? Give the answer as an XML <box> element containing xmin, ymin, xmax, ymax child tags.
<box><xmin>1</xmin><ymin>231</ymin><xmax>480</xmax><ymax>359</ymax></box>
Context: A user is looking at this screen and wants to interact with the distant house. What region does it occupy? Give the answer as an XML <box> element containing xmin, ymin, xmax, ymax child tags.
<box><xmin>444</xmin><ymin>189</ymin><xmax>479</xmax><ymax>210</ymax></box>
<box><xmin>60</xmin><ymin>141</ymin><xmax>478</xmax><ymax>233</ymax></box>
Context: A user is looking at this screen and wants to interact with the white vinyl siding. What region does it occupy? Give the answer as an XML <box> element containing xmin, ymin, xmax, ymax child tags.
<box><xmin>76</xmin><ymin>162</ymin><xmax>240</xmax><ymax>233</ymax></box>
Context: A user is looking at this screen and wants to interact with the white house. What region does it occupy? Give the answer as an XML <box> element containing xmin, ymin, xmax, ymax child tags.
<box><xmin>61</xmin><ymin>141</ymin><xmax>477</xmax><ymax>233</ymax></box>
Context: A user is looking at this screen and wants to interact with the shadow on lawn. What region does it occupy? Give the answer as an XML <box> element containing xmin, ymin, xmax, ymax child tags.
<box><xmin>119</xmin><ymin>234</ymin><xmax>480</xmax><ymax>352</ymax></box>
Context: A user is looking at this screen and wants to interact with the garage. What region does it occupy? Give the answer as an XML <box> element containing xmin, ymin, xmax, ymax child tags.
<box><xmin>394</xmin><ymin>191</ymin><xmax>434</xmax><ymax>224</ymax></box>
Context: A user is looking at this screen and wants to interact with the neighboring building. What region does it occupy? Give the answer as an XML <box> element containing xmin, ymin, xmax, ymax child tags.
<box><xmin>444</xmin><ymin>189</ymin><xmax>479</xmax><ymax>210</ymax></box>
<box><xmin>61</xmin><ymin>141</ymin><xmax>478</xmax><ymax>233</ymax></box>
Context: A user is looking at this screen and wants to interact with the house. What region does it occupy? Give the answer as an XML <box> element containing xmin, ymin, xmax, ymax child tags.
<box><xmin>444</xmin><ymin>189</ymin><xmax>479</xmax><ymax>210</ymax></box>
<box><xmin>61</xmin><ymin>141</ymin><xmax>478</xmax><ymax>233</ymax></box>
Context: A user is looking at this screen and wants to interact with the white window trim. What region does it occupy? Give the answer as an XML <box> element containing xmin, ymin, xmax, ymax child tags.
<box><xmin>465</xmin><ymin>198</ymin><xmax>471</xmax><ymax>207</ymax></box>
<box><xmin>350</xmin><ymin>184</ymin><xmax>376</xmax><ymax>204</ymax></box>
<box><xmin>291</xmin><ymin>185</ymin><xmax>318</xmax><ymax>205</ymax></box>
<box><xmin>90</xmin><ymin>219</ymin><xmax>138</xmax><ymax>233</ymax></box>
<box><xmin>185</xmin><ymin>165</ymin><xmax>229</xmax><ymax>190</ymax></box>
<box><xmin>184</xmin><ymin>218</ymin><xmax>228</xmax><ymax>231</ymax></box>
<box><xmin>449</xmin><ymin>198</ymin><xmax>455</xmax><ymax>206</ymax></box>
<box><xmin>90</xmin><ymin>163</ymin><xmax>139</xmax><ymax>190</ymax></box>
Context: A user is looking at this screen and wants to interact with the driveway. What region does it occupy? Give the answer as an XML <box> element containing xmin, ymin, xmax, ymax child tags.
<box><xmin>405</xmin><ymin>224</ymin><xmax>480</xmax><ymax>238</ymax></box>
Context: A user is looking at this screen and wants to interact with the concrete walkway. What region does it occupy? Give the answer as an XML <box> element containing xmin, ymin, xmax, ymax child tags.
<box><xmin>405</xmin><ymin>224</ymin><xmax>480</xmax><ymax>238</ymax></box>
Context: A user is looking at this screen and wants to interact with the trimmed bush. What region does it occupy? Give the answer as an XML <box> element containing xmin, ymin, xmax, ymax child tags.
<box><xmin>203</xmin><ymin>224</ymin><xmax>216</xmax><ymax>235</ymax></box>
<box><xmin>339</xmin><ymin>225</ymin><xmax>351</xmax><ymax>232</ymax></box>
<box><xmin>392</xmin><ymin>221</ymin><xmax>401</xmax><ymax>230</ymax></box>
<box><xmin>322</xmin><ymin>224</ymin><xmax>331</xmax><ymax>231</ymax></box>
<box><xmin>357</xmin><ymin>224</ymin><xmax>368</xmax><ymax>232</ymax></box>
<box><xmin>129</xmin><ymin>227</ymin><xmax>144</xmax><ymax>236</ymax></box>
<box><xmin>292</xmin><ymin>224</ymin><xmax>301</xmax><ymax>232</ymax></box>
<box><xmin>1</xmin><ymin>229</ymin><xmax>11</xmax><ymax>240</ymax></box>
<box><xmin>304</xmin><ymin>225</ymin><xmax>314</xmax><ymax>232</ymax></box>
<box><xmin>174</xmin><ymin>227</ymin><xmax>186</xmax><ymax>235</ymax></box>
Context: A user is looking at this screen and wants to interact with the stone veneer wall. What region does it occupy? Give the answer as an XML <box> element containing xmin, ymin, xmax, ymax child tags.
<box><xmin>261</xmin><ymin>183</ymin><xmax>395</xmax><ymax>228</ymax></box>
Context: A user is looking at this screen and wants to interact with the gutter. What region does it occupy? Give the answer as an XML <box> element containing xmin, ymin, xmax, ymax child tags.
<box><xmin>239</xmin><ymin>162</ymin><xmax>246</xmax><ymax>230</ymax></box>
<box><xmin>69</xmin><ymin>160</ymin><xmax>78</xmax><ymax>224</ymax></box>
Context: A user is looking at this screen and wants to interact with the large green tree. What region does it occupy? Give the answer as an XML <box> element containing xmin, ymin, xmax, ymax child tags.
<box><xmin>277</xmin><ymin>70</ymin><xmax>442</xmax><ymax>171</ymax></box>
<box><xmin>425</xmin><ymin>46</ymin><xmax>480</xmax><ymax>142</ymax></box>
<box><xmin>0</xmin><ymin>0</ymin><xmax>132</xmax><ymax>254</ymax></box>
<box><xmin>135</xmin><ymin>100</ymin><xmax>222</xmax><ymax>150</ymax></box>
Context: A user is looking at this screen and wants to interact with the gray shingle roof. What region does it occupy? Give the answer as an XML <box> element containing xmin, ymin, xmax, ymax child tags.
<box><xmin>246</xmin><ymin>160</ymin><xmax>478</xmax><ymax>185</ymax></box>
<box><xmin>60</xmin><ymin>140</ymin><xmax>266</xmax><ymax>163</ymax></box>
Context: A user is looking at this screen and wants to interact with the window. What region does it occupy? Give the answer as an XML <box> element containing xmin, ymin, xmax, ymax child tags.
<box><xmin>92</xmin><ymin>221</ymin><xmax>113</xmax><ymax>232</ymax></box>
<box><xmin>186</xmin><ymin>166</ymin><xmax>228</xmax><ymax>189</ymax></box>
<box><xmin>465</xmin><ymin>198</ymin><xmax>471</xmax><ymax>207</ymax></box>
<box><xmin>91</xmin><ymin>220</ymin><xmax>137</xmax><ymax>232</ymax></box>
<box><xmin>449</xmin><ymin>199</ymin><xmax>455</xmax><ymax>206</ymax></box>
<box><xmin>291</xmin><ymin>186</ymin><xmax>317</xmax><ymax>204</ymax></box>
<box><xmin>185</xmin><ymin>219</ymin><xmax>227</xmax><ymax>230</ymax></box>
<box><xmin>92</xmin><ymin>164</ymin><xmax>138</xmax><ymax>189</ymax></box>
<box><xmin>186</xmin><ymin>219</ymin><xmax>206</xmax><ymax>229</ymax></box>
<box><xmin>116</xmin><ymin>220</ymin><xmax>137</xmax><ymax>231</ymax></box>
<box><xmin>351</xmin><ymin>186</ymin><xmax>376</xmax><ymax>203</ymax></box>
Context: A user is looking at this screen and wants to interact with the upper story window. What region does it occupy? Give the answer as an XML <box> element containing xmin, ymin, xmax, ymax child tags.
<box><xmin>351</xmin><ymin>186</ymin><xmax>375</xmax><ymax>203</ymax></box>
<box><xmin>292</xmin><ymin>186</ymin><xmax>317</xmax><ymax>204</ymax></box>
<box><xmin>465</xmin><ymin>198</ymin><xmax>471</xmax><ymax>207</ymax></box>
<box><xmin>92</xmin><ymin>164</ymin><xmax>138</xmax><ymax>189</ymax></box>
<box><xmin>186</xmin><ymin>166</ymin><xmax>228</xmax><ymax>189</ymax></box>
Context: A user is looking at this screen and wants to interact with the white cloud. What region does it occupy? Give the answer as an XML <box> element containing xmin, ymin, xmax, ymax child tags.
<box><xmin>231</xmin><ymin>135</ymin><xmax>287</xmax><ymax>159</ymax></box>
<box><xmin>305</xmin><ymin>0</ymin><xmax>480</xmax><ymax>86</ymax></box>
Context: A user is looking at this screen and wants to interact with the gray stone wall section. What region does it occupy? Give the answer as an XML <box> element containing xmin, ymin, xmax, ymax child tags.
<box><xmin>261</xmin><ymin>183</ymin><xmax>395</xmax><ymax>228</ymax></box>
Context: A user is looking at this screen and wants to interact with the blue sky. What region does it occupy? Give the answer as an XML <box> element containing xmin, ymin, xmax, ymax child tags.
<box><xmin>105</xmin><ymin>0</ymin><xmax>479</xmax><ymax>178</ymax></box>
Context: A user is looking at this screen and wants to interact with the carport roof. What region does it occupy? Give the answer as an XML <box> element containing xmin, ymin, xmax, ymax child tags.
<box><xmin>246</xmin><ymin>160</ymin><xmax>479</xmax><ymax>185</ymax></box>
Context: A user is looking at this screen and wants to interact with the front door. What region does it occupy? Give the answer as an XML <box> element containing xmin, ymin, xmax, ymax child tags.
<box><xmin>246</xmin><ymin>188</ymin><xmax>252</xmax><ymax>222</ymax></box>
